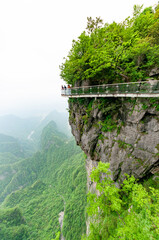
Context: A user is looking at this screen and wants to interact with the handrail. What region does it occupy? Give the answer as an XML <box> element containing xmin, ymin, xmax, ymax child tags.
<box><xmin>61</xmin><ymin>80</ymin><xmax>159</xmax><ymax>98</ymax></box>
<box><xmin>69</xmin><ymin>80</ymin><xmax>152</xmax><ymax>89</ymax></box>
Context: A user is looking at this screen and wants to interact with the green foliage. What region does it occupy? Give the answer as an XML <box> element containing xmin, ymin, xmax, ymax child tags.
<box><xmin>142</xmin><ymin>103</ymin><xmax>149</xmax><ymax>110</ymax></box>
<box><xmin>0</xmin><ymin>225</ymin><xmax>29</xmax><ymax>240</ymax></box>
<box><xmin>117</xmin><ymin>140</ymin><xmax>132</xmax><ymax>149</ymax></box>
<box><xmin>86</xmin><ymin>16</ymin><xmax>103</xmax><ymax>34</ymax></box>
<box><xmin>0</xmin><ymin>151</ymin><xmax>45</xmax><ymax>203</ymax></box>
<box><xmin>0</xmin><ymin>122</ymin><xmax>87</xmax><ymax>240</ymax></box>
<box><xmin>52</xmin><ymin>231</ymin><xmax>61</xmax><ymax>240</ymax></box>
<box><xmin>69</xmin><ymin>97</ymin><xmax>86</xmax><ymax>105</ymax></box>
<box><xmin>0</xmin><ymin>152</ymin><xmax>22</xmax><ymax>165</ymax></box>
<box><xmin>0</xmin><ymin>207</ymin><xmax>25</xmax><ymax>226</ymax></box>
<box><xmin>96</xmin><ymin>98</ymin><xmax>120</xmax><ymax>133</ymax></box>
<box><xmin>98</xmin><ymin>115</ymin><xmax>117</xmax><ymax>133</ymax></box>
<box><xmin>70</xmin><ymin>98</ymin><xmax>121</xmax><ymax>134</ymax></box>
<box><xmin>97</xmin><ymin>98</ymin><xmax>118</xmax><ymax>113</ymax></box>
<box><xmin>140</xmin><ymin>98</ymin><xmax>159</xmax><ymax>111</ymax></box>
<box><xmin>142</xmin><ymin>173</ymin><xmax>159</xmax><ymax>190</ymax></box>
<box><xmin>60</xmin><ymin>4</ymin><xmax>159</xmax><ymax>86</ymax></box>
<box><xmin>149</xmin><ymin>98</ymin><xmax>159</xmax><ymax>111</ymax></box>
<box><xmin>83</xmin><ymin>162</ymin><xmax>159</xmax><ymax>240</ymax></box>
<box><xmin>0</xmin><ymin>207</ymin><xmax>28</xmax><ymax>240</ymax></box>
<box><xmin>0</xmin><ymin>145</ymin><xmax>86</xmax><ymax>240</ymax></box>
<box><xmin>81</xmin><ymin>99</ymin><xmax>94</xmax><ymax>124</ymax></box>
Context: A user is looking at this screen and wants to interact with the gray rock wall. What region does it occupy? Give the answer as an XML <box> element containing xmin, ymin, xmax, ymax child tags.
<box><xmin>69</xmin><ymin>98</ymin><xmax>159</xmax><ymax>184</ymax></box>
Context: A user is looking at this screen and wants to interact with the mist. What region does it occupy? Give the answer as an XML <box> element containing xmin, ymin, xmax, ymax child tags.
<box><xmin>0</xmin><ymin>0</ymin><xmax>157</xmax><ymax>118</ymax></box>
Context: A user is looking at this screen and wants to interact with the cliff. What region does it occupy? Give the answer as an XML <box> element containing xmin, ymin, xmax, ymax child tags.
<box><xmin>60</xmin><ymin>5</ymin><xmax>159</xmax><ymax>238</ymax></box>
<box><xmin>68</xmin><ymin>97</ymin><xmax>159</xmax><ymax>186</ymax></box>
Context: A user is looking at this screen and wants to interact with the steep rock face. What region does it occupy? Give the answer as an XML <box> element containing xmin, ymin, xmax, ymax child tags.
<box><xmin>69</xmin><ymin>98</ymin><xmax>159</xmax><ymax>184</ymax></box>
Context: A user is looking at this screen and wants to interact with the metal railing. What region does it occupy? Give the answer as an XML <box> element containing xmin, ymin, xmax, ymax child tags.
<box><xmin>61</xmin><ymin>81</ymin><xmax>159</xmax><ymax>97</ymax></box>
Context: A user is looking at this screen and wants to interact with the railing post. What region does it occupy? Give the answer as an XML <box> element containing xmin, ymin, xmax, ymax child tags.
<box><xmin>83</xmin><ymin>87</ymin><xmax>84</xmax><ymax>94</ymax></box>
<box><xmin>106</xmin><ymin>86</ymin><xmax>108</xmax><ymax>94</ymax></box>
<box><xmin>98</xmin><ymin>86</ymin><xmax>99</xmax><ymax>94</ymax></box>
<box><xmin>90</xmin><ymin>87</ymin><xmax>92</xmax><ymax>94</ymax></box>
<box><xmin>150</xmin><ymin>82</ymin><xmax>153</xmax><ymax>93</ymax></box>
<box><xmin>116</xmin><ymin>85</ymin><xmax>119</xmax><ymax>93</ymax></box>
<box><xmin>136</xmin><ymin>84</ymin><xmax>139</xmax><ymax>93</ymax></box>
<box><xmin>126</xmin><ymin>84</ymin><xmax>128</xmax><ymax>93</ymax></box>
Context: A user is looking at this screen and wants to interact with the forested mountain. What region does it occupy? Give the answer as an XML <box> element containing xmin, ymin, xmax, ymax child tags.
<box><xmin>34</xmin><ymin>110</ymin><xmax>70</xmax><ymax>138</ymax></box>
<box><xmin>31</xmin><ymin>111</ymin><xmax>70</xmax><ymax>148</ymax></box>
<box><xmin>0</xmin><ymin>133</ymin><xmax>38</xmax><ymax>159</ymax></box>
<box><xmin>0</xmin><ymin>111</ymin><xmax>70</xmax><ymax>151</ymax></box>
<box><xmin>0</xmin><ymin>121</ymin><xmax>86</xmax><ymax>240</ymax></box>
<box><xmin>0</xmin><ymin>134</ymin><xmax>25</xmax><ymax>158</ymax></box>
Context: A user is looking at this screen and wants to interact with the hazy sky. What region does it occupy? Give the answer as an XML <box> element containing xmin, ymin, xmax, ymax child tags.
<box><xmin>0</xmin><ymin>0</ymin><xmax>157</xmax><ymax>117</ymax></box>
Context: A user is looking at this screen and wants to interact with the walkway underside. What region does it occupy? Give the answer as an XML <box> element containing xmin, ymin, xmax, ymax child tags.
<box><xmin>65</xmin><ymin>93</ymin><xmax>159</xmax><ymax>98</ymax></box>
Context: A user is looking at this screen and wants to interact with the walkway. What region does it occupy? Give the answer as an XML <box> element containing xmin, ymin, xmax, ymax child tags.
<box><xmin>61</xmin><ymin>81</ymin><xmax>159</xmax><ymax>98</ymax></box>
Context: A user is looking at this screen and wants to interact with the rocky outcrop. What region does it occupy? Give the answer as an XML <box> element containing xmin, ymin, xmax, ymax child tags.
<box><xmin>69</xmin><ymin>98</ymin><xmax>159</xmax><ymax>184</ymax></box>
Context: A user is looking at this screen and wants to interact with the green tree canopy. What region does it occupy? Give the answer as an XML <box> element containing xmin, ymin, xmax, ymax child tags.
<box><xmin>60</xmin><ymin>4</ymin><xmax>159</xmax><ymax>86</ymax></box>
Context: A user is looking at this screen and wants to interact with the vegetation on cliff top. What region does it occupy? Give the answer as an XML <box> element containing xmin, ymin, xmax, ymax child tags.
<box><xmin>60</xmin><ymin>4</ymin><xmax>159</xmax><ymax>86</ymax></box>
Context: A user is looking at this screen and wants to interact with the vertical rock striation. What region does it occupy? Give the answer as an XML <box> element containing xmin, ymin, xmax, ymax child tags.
<box><xmin>68</xmin><ymin>98</ymin><xmax>159</xmax><ymax>184</ymax></box>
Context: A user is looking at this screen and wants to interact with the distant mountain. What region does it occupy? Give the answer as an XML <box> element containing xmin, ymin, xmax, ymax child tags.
<box><xmin>0</xmin><ymin>115</ymin><xmax>41</xmax><ymax>139</ymax></box>
<box><xmin>0</xmin><ymin>111</ymin><xmax>70</xmax><ymax>144</ymax></box>
<box><xmin>41</xmin><ymin>110</ymin><xmax>70</xmax><ymax>136</ymax></box>
<box><xmin>26</xmin><ymin>110</ymin><xmax>71</xmax><ymax>149</ymax></box>
<box><xmin>40</xmin><ymin>121</ymin><xmax>67</xmax><ymax>151</ymax></box>
<box><xmin>31</xmin><ymin>110</ymin><xmax>70</xmax><ymax>142</ymax></box>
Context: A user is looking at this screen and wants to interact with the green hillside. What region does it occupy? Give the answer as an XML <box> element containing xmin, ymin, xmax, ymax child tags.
<box><xmin>0</xmin><ymin>133</ymin><xmax>38</xmax><ymax>160</ymax></box>
<box><xmin>0</xmin><ymin>122</ymin><xmax>87</xmax><ymax>240</ymax></box>
<box><xmin>0</xmin><ymin>152</ymin><xmax>23</xmax><ymax>165</ymax></box>
<box><xmin>0</xmin><ymin>134</ymin><xmax>25</xmax><ymax>158</ymax></box>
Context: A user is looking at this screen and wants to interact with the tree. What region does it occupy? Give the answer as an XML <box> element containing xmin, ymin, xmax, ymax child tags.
<box><xmin>86</xmin><ymin>17</ymin><xmax>103</xmax><ymax>34</ymax></box>
<box><xmin>82</xmin><ymin>162</ymin><xmax>159</xmax><ymax>240</ymax></box>
<box><xmin>60</xmin><ymin>4</ymin><xmax>159</xmax><ymax>86</ymax></box>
